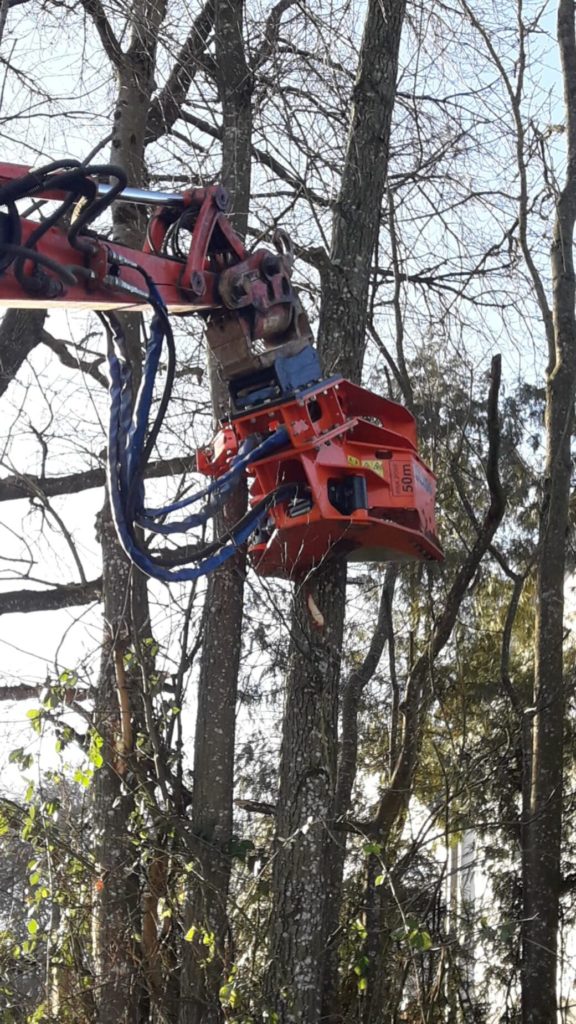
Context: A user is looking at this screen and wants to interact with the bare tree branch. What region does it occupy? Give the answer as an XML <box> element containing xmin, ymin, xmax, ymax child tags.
<box><xmin>0</xmin><ymin>0</ymin><xmax>10</xmax><ymax>45</ymax></box>
<box><xmin>0</xmin><ymin>682</ymin><xmax>92</xmax><ymax>702</ymax></box>
<box><xmin>7</xmin><ymin>0</ymin><xmax>43</xmax><ymax>9</ymax></box>
<box><xmin>500</xmin><ymin>572</ymin><xmax>527</xmax><ymax>714</ymax></box>
<box><xmin>0</xmin><ymin>683</ymin><xmax>40</xmax><ymax>701</ymax></box>
<box><xmin>459</xmin><ymin>0</ymin><xmax>554</xmax><ymax>367</ymax></box>
<box><xmin>0</xmin><ymin>309</ymin><xmax>47</xmax><ymax>398</ymax></box>
<box><xmin>252</xmin><ymin>0</ymin><xmax>297</xmax><ymax>69</ymax></box>
<box><xmin>0</xmin><ymin>578</ymin><xmax>102</xmax><ymax>615</ymax></box>
<box><xmin>0</xmin><ymin>454</ymin><xmax>197</xmax><ymax>502</ymax></box>
<box><xmin>370</xmin><ymin>354</ymin><xmax>506</xmax><ymax>838</ymax></box>
<box><xmin>77</xmin><ymin>0</ymin><xmax>124</xmax><ymax>69</ymax></box>
<box><xmin>335</xmin><ymin>565</ymin><xmax>398</xmax><ymax>818</ymax></box>
<box><xmin>179</xmin><ymin>109</ymin><xmax>333</xmax><ymax>208</ymax></box>
<box><xmin>145</xmin><ymin>0</ymin><xmax>215</xmax><ymax>144</ymax></box>
<box><xmin>235</xmin><ymin>798</ymin><xmax>276</xmax><ymax>815</ymax></box>
<box><xmin>41</xmin><ymin>331</ymin><xmax>108</xmax><ymax>389</ymax></box>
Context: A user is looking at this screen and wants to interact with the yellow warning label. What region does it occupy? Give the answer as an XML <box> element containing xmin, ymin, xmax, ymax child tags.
<box><xmin>347</xmin><ymin>455</ymin><xmax>385</xmax><ymax>478</ymax></box>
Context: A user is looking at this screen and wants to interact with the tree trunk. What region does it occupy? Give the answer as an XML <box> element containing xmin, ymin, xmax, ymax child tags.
<box><xmin>317</xmin><ymin>0</ymin><xmax>408</xmax><ymax>380</ymax></box>
<box><xmin>91</xmin><ymin>7</ymin><xmax>166</xmax><ymax>1021</ymax></box>
<box><xmin>264</xmin><ymin>561</ymin><xmax>347</xmax><ymax>1023</ymax></box>
<box><xmin>178</xmin><ymin>2</ymin><xmax>252</xmax><ymax>1021</ymax></box>
<box><xmin>521</xmin><ymin>3</ymin><xmax>576</xmax><ymax>1018</ymax></box>
<box><xmin>0</xmin><ymin>308</ymin><xmax>47</xmax><ymax>397</ymax></box>
<box><xmin>265</xmin><ymin>7</ymin><xmax>408</xmax><ymax>1019</ymax></box>
<box><xmin>323</xmin><ymin>567</ymin><xmax>397</xmax><ymax>1022</ymax></box>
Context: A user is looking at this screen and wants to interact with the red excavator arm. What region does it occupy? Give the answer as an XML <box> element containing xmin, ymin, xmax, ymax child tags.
<box><xmin>0</xmin><ymin>159</ymin><xmax>442</xmax><ymax>580</ymax></box>
<box><xmin>0</xmin><ymin>161</ymin><xmax>312</xmax><ymax>380</ymax></box>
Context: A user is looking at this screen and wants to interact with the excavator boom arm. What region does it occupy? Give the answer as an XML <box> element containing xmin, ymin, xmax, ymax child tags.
<box><xmin>0</xmin><ymin>160</ymin><xmax>311</xmax><ymax>378</ymax></box>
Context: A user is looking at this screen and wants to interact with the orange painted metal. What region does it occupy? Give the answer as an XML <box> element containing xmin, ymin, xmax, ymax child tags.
<box><xmin>220</xmin><ymin>378</ymin><xmax>443</xmax><ymax>579</ymax></box>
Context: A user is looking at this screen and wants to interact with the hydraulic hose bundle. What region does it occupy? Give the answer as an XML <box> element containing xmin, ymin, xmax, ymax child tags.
<box><xmin>0</xmin><ymin>159</ymin><xmax>127</xmax><ymax>295</ymax></box>
<box><xmin>0</xmin><ymin>159</ymin><xmax>297</xmax><ymax>581</ymax></box>
<box><xmin>104</xmin><ymin>295</ymin><xmax>297</xmax><ymax>581</ymax></box>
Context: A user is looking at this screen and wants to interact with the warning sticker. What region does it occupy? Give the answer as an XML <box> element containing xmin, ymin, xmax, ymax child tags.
<box><xmin>390</xmin><ymin>462</ymin><xmax>414</xmax><ymax>496</ymax></box>
<box><xmin>347</xmin><ymin>455</ymin><xmax>385</xmax><ymax>479</ymax></box>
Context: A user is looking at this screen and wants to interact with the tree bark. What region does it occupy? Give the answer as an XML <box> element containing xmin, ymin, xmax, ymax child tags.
<box><xmin>178</xmin><ymin>1</ymin><xmax>253</xmax><ymax>1021</ymax></box>
<box><xmin>264</xmin><ymin>561</ymin><xmax>347</xmax><ymax>1023</ymax></box>
<box><xmin>521</xmin><ymin>2</ymin><xmax>576</xmax><ymax>1020</ymax></box>
<box><xmin>0</xmin><ymin>579</ymin><xmax>101</xmax><ymax>615</ymax></box>
<box><xmin>0</xmin><ymin>308</ymin><xmax>47</xmax><ymax>397</ymax></box>
<box><xmin>264</xmin><ymin>4</ymin><xmax>408</xmax><ymax>1021</ymax></box>
<box><xmin>0</xmin><ymin>455</ymin><xmax>197</xmax><ymax>503</ymax></box>
<box><xmin>90</xmin><ymin>6</ymin><xmax>166</xmax><ymax>1022</ymax></box>
<box><xmin>92</xmin><ymin>506</ymin><xmax>148</xmax><ymax>1024</ymax></box>
<box><xmin>322</xmin><ymin>566</ymin><xmax>397</xmax><ymax>1021</ymax></box>
<box><xmin>317</xmin><ymin>0</ymin><xmax>408</xmax><ymax>380</ymax></box>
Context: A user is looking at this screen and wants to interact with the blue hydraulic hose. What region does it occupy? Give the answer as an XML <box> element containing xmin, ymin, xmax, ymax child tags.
<box><xmin>104</xmin><ymin>293</ymin><xmax>291</xmax><ymax>582</ymax></box>
<box><xmin>126</xmin><ymin>311</ymin><xmax>165</xmax><ymax>487</ymax></box>
<box><xmin>141</xmin><ymin>434</ymin><xmax>261</xmax><ymax>518</ymax></box>
<box><xmin>137</xmin><ymin>427</ymin><xmax>289</xmax><ymax>534</ymax></box>
<box><xmin>109</xmin><ymin>318</ymin><xmax>133</xmax><ymax>495</ymax></box>
<box><xmin>108</xmin><ymin>404</ymin><xmax>293</xmax><ymax>581</ymax></box>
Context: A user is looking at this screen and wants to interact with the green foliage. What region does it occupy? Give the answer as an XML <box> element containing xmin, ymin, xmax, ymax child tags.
<box><xmin>8</xmin><ymin>749</ymin><xmax>33</xmax><ymax>771</ymax></box>
<box><xmin>391</xmin><ymin>917</ymin><xmax>433</xmax><ymax>952</ymax></box>
<box><xmin>25</xmin><ymin>709</ymin><xmax>43</xmax><ymax>736</ymax></box>
<box><xmin>87</xmin><ymin>731</ymin><xmax>104</xmax><ymax>770</ymax></box>
<box><xmin>229</xmin><ymin>836</ymin><xmax>256</xmax><ymax>861</ymax></box>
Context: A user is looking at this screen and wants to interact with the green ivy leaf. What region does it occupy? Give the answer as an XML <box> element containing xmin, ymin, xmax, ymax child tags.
<box><xmin>73</xmin><ymin>768</ymin><xmax>93</xmax><ymax>789</ymax></box>
<box><xmin>229</xmin><ymin>837</ymin><xmax>256</xmax><ymax>861</ymax></box>
<box><xmin>9</xmin><ymin>748</ymin><xmax>33</xmax><ymax>769</ymax></box>
<box><xmin>408</xmin><ymin>928</ymin><xmax>433</xmax><ymax>951</ymax></box>
<box><xmin>59</xmin><ymin>670</ymin><xmax>77</xmax><ymax>685</ymax></box>
<box><xmin>362</xmin><ymin>842</ymin><xmax>382</xmax><ymax>856</ymax></box>
<box><xmin>26</xmin><ymin>709</ymin><xmax>43</xmax><ymax>735</ymax></box>
<box><xmin>88</xmin><ymin>731</ymin><xmax>104</xmax><ymax>770</ymax></box>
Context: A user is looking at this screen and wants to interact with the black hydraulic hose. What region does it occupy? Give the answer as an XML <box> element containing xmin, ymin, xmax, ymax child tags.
<box><xmin>13</xmin><ymin>189</ymin><xmax>87</xmax><ymax>291</ymax></box>
<box><xmin>0</xmin><ymin>201</ymin><xmax>21</xmax><ymax>274</ymax></box>
<box><xmin>0</xmin><ymin>159</ymin><xmax>85</xmax><ymax>205</ymax></box>
<box><xmin>67</xmin><ymin>164</ymin><xmax>128</xmax><ymax>253</ymax></box>
<box><xmin>0</xmin><ymin>243</ymin><xmax>78</xmax><ymax>286</ymax></box>
<box><xmin>150</xmin><ymin>484</ymin><xmax>305</xmax><ymax>568</ymax></box>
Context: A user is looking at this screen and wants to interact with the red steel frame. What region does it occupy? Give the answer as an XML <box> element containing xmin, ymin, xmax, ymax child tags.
<box><xmin>0</xmin><ymin>163</ymin><xmax>291</xmax><ymax>318</ymax></box>
<box><xmin>201</xmin><ymin>378</ymin><xmax>443</xmax><ymax>579</ymax></box>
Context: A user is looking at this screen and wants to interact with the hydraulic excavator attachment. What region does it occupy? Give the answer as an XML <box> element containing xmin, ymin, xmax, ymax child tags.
<box><xmin>199</xmin><ymin>364</ymin><xmax>442</xmax><ymax>579</ymax></box>
<box><xmin>0</xmin><ymin>159</ymin><xmax>442</xmax><ymax>581</ymax></box>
